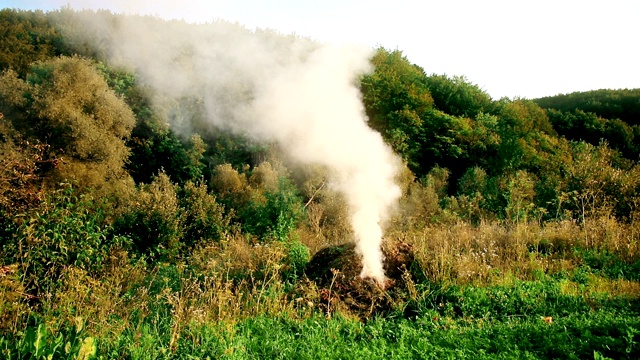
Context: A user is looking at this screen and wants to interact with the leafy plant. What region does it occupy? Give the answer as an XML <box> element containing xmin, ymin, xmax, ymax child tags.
<box><xmin>239</xmin><ymin>174</ymin><xmax>304</xmax><ymax>243</ymax></box>
<box><xmin>2</xmin><ymin>185</ymin><xmax>131</xmax><ymax>294</ymax></box>
<box><xmin>1</xmin><ymin>320</ymin><xmax>96</xmax><ymax>360</ymax></box>
<box><xmin>112</xmin><ymin>173</ymin><xmax>183</xmax><ymax>260</ymax></box>
<box><xmin>282</xmin><ymin>238</ymin><xmax>310</xmax><ymax>281</ymax></box>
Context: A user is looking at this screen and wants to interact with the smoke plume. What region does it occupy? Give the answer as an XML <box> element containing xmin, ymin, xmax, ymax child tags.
<box><xmin>56</xmin><ymin>8</ymin><xmax>401</xmax><ymax>284</ymax></box>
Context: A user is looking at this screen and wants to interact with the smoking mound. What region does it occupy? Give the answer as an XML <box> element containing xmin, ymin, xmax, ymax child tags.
<box><xmin>305</xmin><ymin>240</ymin><xmax>418</xmax><ymax>318</ymax></box>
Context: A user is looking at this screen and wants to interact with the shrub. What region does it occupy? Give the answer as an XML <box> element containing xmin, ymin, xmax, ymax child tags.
<box><xmin>241</xmin><ymin>176</ymin><xmax>304</xmax><ymax>242</ymax></box>
<box><xmin>1</xmin><ymin>185</ymin><xmax>131</xmax><ymax>294</ymax></box>
<box><xmin>212</xmin><ymin>162</ymin><xmax>304</xmax><ymax>243</ymax></box>
<box><xmin>113</xmin><ymin>173</ymin><xmax>183</xmax><ymax>260</ymax></box>
<box><xmin>282</xmin><ymin>237</ymin><xmax>310</xmax><ymax>281</ymax></box>
<box><xmin>0</xmin><ymin>118</ymin><xmax>50</xmax><ymax>218</ymax></box>
<box><xmin>179</xmin><ymin>181</ymin><xmax>231</xmax><ymax>248</ymax></box>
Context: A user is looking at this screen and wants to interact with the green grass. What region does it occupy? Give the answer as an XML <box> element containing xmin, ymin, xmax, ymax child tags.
<box><xmin>2</xmin><ymin>190</ymin><xmax>639</xmax><ymax>359</ymax></box>
<box><xmin>3</xmin><ymin>275</ymin><xmax>639</xmax><ymax>359</ymax></box>
<box><xmin>8</xmin><ymin>311</ymin><xmax>635</xmax><ymax>359</ymax></box>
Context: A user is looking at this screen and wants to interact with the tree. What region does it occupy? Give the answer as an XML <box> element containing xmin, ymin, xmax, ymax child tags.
<box><xmin>490</xmin><ymin>100</ymin><xmax>557</xmax><ymax>174</ymax></box>
<box><xmin>0</xmin><ymin>9</ymin><xmax>62</xmax><ymax>78</ymax></box>
<box><xmin>0</xmin><ymin>56</ymin><xmax>135</xmax><ymax>194</ymax></box>
<box><xmin>546</xmin><ymin>108</ymin><xmax>638</xmax><ymax>161</ymax></box>
<box><xmin>534</xmin><ymin>88</ymin><xmax>640</xmax><ymax>126</ymax></box>
<box><xmin>425</xmin><ymin>74</ymin><xmax>493</xmax><ymax>119</ymax></box>
<box><xmin>360</xmin><ymin>48</ymin><xmax>433</xmax><ymax>174</ymax></box>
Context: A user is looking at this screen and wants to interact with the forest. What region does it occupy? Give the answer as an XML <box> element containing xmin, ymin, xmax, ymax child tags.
<box><xmin>1</xmin><ymin>8</ymin><xmax>639</xmax><ymax>359</ymax></box>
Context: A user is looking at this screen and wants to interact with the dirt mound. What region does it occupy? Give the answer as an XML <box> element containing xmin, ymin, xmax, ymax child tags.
<box><xmin>304</xmin><ymin>240</ymin><xmax>418</xmax><ymax>318</ymax></box>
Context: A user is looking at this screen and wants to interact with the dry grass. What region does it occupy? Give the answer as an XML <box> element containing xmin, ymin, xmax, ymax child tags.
<box><xmin>560</xmin><ymin>276</ymin><xmax>640</xmax><ymax>301</ymax></box>
<box><xmin>18</xmin><ymin>232</ymin><xmax>318</xmax><ymax>348</ymax></box>
<box><xmin>0</xmin><ymin>264</ymin><xmax>29</xmax><ymax>334</ymax></box>
<box><xmin>397</xmin><ymin>216</ymin><xmax>640</xmax><ymax>284</ymax></box>
<box><xmin>45</xmin><ymin>250</ymin><xmax>150</xmax><ymax>339</ymax></box>
<box><xmin>4</xmin><ymin>200</ymin><xmax>640</xmax><ymax>345</ymax></box>
<box><xmin>173</xmin><ymin>233</ymin><xmax>318</xmax><ymax>324</ymax></box>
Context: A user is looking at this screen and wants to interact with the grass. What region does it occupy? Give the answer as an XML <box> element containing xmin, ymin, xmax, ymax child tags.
<box><xmin>4</xmin><ymin>306</ymin><xmax>638</xmax><ymax>359</ymax></box>
<box><xmin>2</xmin><ymin>268</ymin><xmax>639</xmax><ymax>359</ymax></box>
<box><xmin>2</xmin><ymin>196</ymin><xmax>640</xmax><ymax>359</ymax></box>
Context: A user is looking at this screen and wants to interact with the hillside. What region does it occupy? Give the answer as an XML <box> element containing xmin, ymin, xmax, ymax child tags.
<box><xmin>534</xmin><ymin>89</ymin><xmax>640</xmax><ymax>126</ymax></box>
<box><xmin>1</xmin><ymin>8</ymin><xmax>639</xmax><ymax>359</ymax></box>
<box><xmin>533</xmin><ymin>89</ymin><xmax>640</xmax><ymax>160</ymax></box>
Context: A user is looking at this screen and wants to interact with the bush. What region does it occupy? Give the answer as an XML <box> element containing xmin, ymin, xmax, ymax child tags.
<box><xmin>113</xmin><ymin>173</ymin><xmax>183</xmax><ymax>260</ymax></box>
<box><xmin>0</xmin><ymin>118</ymin><xmax>50</xmax><ymax>218</ymax></box>
<box><xmin>179</xmin><ymin>181</ymin><xmax>231</xmax><ymax>248</ymax></box>
<box><xmin>114</xmin><ymin>173</ymin><xmax>233</xmax><ymax>261</ymax></box>
<box><xmin>241</xmin><ymin>176</ymin><xmax>304</xmax><ymax>242</ymax></box>
<box><xmin>282</xmin><ymin>238</ymin><xmax>310</xmax><ymax>281</ymax></box>
<box><xmin>1</xmin><ymin>185</ymin><xmax>131</xmax><ymax>294</ymax></box>
<box><xmin>212</xmin><ymin>162</ymin><xmax>304</xmax><ymax>243</ymax></box>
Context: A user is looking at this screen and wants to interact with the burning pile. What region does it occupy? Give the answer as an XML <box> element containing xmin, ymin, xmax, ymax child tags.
<box><xmin>305</xmin><ymin>240</ymin><xmax>418</xmax><ymax>318</ymax></box>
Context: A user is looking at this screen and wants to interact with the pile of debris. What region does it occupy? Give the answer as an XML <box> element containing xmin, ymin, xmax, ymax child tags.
<box><xmin>304</xmin><ymin>240</ymin><xmax>418</xmax><ymax>318</ymax></box>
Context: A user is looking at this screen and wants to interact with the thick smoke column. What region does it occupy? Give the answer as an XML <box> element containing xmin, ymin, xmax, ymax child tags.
<box><xmin>246</xmin><ymin>45</ymin><xmax>401</xmax><ymax>283</ymax></box>
<box><xmin>59</xmin><ymin>10</ymin><xmax>401</xmax><ymax>284</ymax></box>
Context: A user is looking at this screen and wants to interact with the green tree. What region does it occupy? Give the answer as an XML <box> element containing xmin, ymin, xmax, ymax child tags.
<box><xmin>603</xmin><ymin>118</ymin><xmax>635</xmax><ymax>159</ymax></box>
<box><xmin>454</xmin><ymin>112</ymin><xmax>501</xmax><ymax>168</ymax></box>
<box><xmin>0</xmin><ymin>56</ymin><xmax>135</xmax><ymax>194</ymax></box>
<box><xmin>360</xmin><ymin>48</ymin><xmax>433</xmax><ymax>174</ymax></box>
<box><xmin>425</xmin><ymin>74</ymin><xmax>493</xmax><ymax>118</ymax></box>
<box><xmin>0</xmin><ymin>9</ymin><xmax>62</xmax><ymax>78</ymax></box>
<box><xmin>534</xmin><ymin>88</ymin><xmax>640</xmax><ymax>126</ymax></box>
<box><xmin>546</xmin><ymin>109</ymin><xmax>604</xmax><ymax>144</ymax></box>
<box><xmin>491</xmin><ymin>99</ymin><xmax>556</xmax><ymax>174</ymax></box>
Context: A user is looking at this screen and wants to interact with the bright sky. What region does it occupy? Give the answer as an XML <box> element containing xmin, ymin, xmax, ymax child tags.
<box><xmin>2</xmin><ymin>0</ymin><xmax>639</xmax><ymax>99</ymax></box>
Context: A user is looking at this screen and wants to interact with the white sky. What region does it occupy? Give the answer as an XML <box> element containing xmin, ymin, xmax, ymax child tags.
<box><xmin>2</xmin><ymin>0</ymin><xmax>638</xmax><ymax>99</ymax></box>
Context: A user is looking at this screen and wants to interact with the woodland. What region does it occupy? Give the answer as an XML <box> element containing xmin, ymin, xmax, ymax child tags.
<box><xmin>1</xmin><ymin>8</ymin><xmax>639</xmax><ymax>359</ymax></box>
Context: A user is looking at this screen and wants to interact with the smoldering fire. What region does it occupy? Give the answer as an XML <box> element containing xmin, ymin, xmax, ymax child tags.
<box><xmin>58</xmin><ymin>7</ymin><xmax>401</xmax><ymax>284</ymax></box>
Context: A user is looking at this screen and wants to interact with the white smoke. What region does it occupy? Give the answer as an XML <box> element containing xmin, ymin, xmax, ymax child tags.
<box><xmin>55</xmin><ymin>8</ymin><xmax>401</xmax><ymax>284</ymax></box>
<box><xmin>245</xmin><ymin>45</ymin><xmax>402</xmax><ymax>283</ymax></box>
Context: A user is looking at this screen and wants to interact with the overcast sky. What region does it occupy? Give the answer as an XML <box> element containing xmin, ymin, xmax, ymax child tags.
<box><xmin>2</xmin><ymin>0</ymin><xmax>638</xmax><ymax>99</ymax></box>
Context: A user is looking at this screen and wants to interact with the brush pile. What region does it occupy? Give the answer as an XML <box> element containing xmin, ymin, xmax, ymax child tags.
<box><xmin>305</xmin><ymin>240</ymin><xmax>418</xmax><ymax>318</ymax></box>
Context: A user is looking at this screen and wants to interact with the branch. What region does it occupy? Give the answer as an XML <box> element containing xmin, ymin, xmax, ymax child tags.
<box><xmin>304</xmin><ymin>180</ymin><xmax>326</xmax><ymax>209</ymax></box>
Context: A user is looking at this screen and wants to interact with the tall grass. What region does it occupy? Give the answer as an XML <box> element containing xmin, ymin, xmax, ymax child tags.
<box><xmin>2</xmin><ymin>183</ymin><xmax>640</xmax><ymax>358</ymax></box>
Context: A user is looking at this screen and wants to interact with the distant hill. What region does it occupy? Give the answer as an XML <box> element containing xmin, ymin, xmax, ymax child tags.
<box><xmin>533</xmin><ymin>88</ymin><xmax>640</xmax><ymax>126</ymax></box>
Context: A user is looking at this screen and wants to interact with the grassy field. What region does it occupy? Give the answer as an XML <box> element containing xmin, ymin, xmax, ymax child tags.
<box><xmin>2</xmin><ymin>275</ymin><xmax>639</xmax><ymax>359</ymax></box>
<box><xmin>2</xmin><ymin>215</ymin><xmax>639</xmax><ymax>359</ymax></box>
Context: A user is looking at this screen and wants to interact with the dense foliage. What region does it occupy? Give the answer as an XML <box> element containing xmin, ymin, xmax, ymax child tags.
<box><xmin>534</xmin><ymin>89</ymin><xmax>640</xmax><ymax>160</ymax></box>
<box><xmin>1</xmin><ymin>8</ymin><xmax>639</xmax><ymax>359</ymax></box>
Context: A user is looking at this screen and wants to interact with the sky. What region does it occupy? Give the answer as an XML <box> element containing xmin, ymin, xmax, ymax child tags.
<box><xmin>1</xmin><ymin>0</ymin><xmax>638</xmax><ymax>99</ymax></box>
